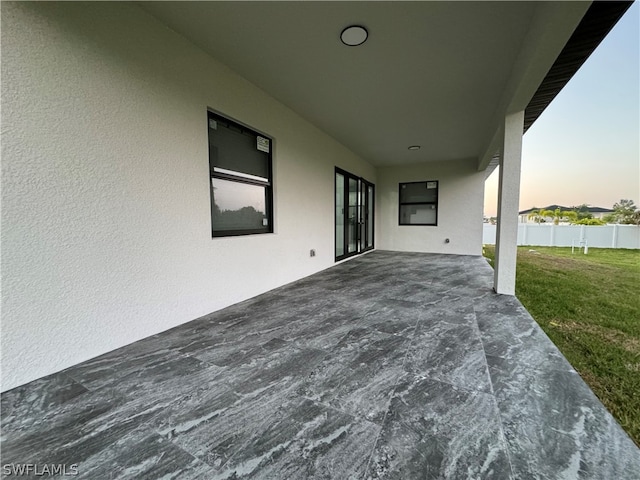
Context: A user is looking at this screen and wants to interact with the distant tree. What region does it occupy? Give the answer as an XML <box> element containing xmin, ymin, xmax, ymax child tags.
<box><xmin>570</xmin><ymin>204</ymin><xmax>594</xmax><ymax>221</ymax></box>
<box><xmin>548</xmin><ymin>208</ymin><xmax>579</xmax><ymax>225</ymax></box>
<box><xmin>614</xmin><ymin>199</ymin><xmax>636</xmax><ymax>214</ymax></box>
<box><xmin>214</xmin><ymin>205</ymin><xmax>264</xmax><ymax>230</ymax></box>
<box><xmin>602</xmin><ymin>213</ymin><xmax>617</xmax><ymax>224</ymax></box>
<box><xmin>527</xmin><ymin>208</ymin><xmax>553</xmax><ymax>224</ymax></box>
<box><xmin>562</xmin><ymin>210</ymin><xmax>579</xmax><ymax>224</ymax></box>
<box><xmin>612</xmin><ymin>199</ymin><xmax>638</xmax><ymax>225</ymax></box>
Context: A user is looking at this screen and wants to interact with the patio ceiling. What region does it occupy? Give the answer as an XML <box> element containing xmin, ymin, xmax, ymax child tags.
<box><xmin>139</xmin><ymin>1</ymin><xmax>592</xmax><ymax>168</ymax></box>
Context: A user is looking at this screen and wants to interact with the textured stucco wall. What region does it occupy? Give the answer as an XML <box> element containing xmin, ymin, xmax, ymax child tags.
<box><xmin>0</xmin><ymin>2</ymin><xmax>374</xmax><ymax>391</ymax></box>
<box><xmin>376</xmin><ymin>159</ymin><xmax>485</xmax><ymax>255</ymax></box>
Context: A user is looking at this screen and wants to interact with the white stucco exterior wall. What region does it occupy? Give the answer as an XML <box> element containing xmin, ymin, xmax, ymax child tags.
<box><xmin>376</xmin><ymin>159</ymin><xmax>484</xmax><ymax>255</ymax></box>
<box><xmin>0</xmin><ymin>2</ymin><xmax>375</xmax><ymax>391</ymax></box>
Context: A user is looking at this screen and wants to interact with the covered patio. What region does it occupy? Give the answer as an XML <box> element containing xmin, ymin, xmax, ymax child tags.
<box><xmin>2</xmin><ymin>251</ymin><xmax>638</xmax><ymax>478</ymax></box>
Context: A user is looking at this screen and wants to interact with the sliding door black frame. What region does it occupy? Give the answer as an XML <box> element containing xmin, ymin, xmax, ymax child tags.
<box><xmin>361</xmin><ymin>178</ymin><xmax>375</xmax><ymax>254</ymax></box>
<box><xmin>335</xmin><ymin>167</ymin><xmax>375</xmax><ymax>262</ymax></box>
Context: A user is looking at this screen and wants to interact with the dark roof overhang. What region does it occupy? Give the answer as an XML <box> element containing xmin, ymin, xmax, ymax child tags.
<box><xmin>524</xmin><ymin>1</ymin><xmax>634</xmax><ymax>134</ymax></box>
<box><xmin>487</xmin><ymin>1</ymin><xmax>633</xmax><ymax>175</ymax></box>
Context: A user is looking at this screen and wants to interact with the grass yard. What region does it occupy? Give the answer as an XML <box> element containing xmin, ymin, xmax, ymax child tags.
<box><xmin>483</xmin><ymin>246</ymin><xmax>640</xmax><ymax>447</ymax></box>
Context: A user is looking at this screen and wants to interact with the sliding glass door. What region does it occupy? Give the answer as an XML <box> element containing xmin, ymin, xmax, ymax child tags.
<box><xmin>362</xmin><ymin>178</ymin><xmax>374</xmax><ymax>251</ymax></box>
<box><xmin>335</xmin><ymin>168</ymin><xmax>374</xmax><ymax>261</ymax></box>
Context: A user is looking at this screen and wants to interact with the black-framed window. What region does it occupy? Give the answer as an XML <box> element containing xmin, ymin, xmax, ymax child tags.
<box><xmin>399</xmin><ymin>181</ymin><xmax>438</xmax><ymax>226</ymax></box>
<box><xmin>207</xmin><ymin>111</ymin><xmax>273</xmax><ymax>237</ymax></box>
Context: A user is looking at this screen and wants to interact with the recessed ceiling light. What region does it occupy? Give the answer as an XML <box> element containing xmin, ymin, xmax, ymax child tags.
<box><xmin>408</xmin><ymin>145</ymin><xmax>421</xmax><ymax>151</ymax></box>
<box><xmin>341</xmin><ymin>26</ymin><xmax>368</xmax><ymax>46</ymax></box>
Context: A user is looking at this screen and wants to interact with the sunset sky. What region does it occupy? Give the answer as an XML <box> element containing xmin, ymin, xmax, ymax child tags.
<box><xmin>484</xmin><ymin>2</ymin><xmax>639</xmax><ymax>217</ymax></box>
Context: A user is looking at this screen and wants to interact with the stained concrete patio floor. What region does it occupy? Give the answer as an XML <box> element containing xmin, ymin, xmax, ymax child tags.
<box><xmin>2</xmin><ymin>251</ymin><xmax>639</xmax><ymax>479</ymax></box>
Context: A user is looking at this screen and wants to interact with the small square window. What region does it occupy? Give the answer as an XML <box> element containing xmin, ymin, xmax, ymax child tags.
<box><xmin>399</xmin><ymin>181</ymin><xmax>438</xmax><ymax>226</ymax></box>
<box><xmin>208</xmin><ymin>112</ymin><xmax>273</xmax><ymax>237</ymax></box>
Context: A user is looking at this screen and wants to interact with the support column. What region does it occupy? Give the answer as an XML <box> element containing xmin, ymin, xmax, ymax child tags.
<box><xmin>494</xmin><ymin>111</ymin><xmax>524</xmax><ymax>295</ymax></box>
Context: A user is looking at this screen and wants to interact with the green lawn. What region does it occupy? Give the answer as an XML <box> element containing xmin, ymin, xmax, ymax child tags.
<box><xmin>483</xmin><ymin>246</ymin><xmax>640</xmax><ymax>447</ymax></box>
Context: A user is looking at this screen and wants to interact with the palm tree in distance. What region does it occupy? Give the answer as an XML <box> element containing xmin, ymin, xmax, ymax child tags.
<box><xmin>527</xmin><ymin>208</ymin><xmax>553</xmax><ymax>224</ymax></box>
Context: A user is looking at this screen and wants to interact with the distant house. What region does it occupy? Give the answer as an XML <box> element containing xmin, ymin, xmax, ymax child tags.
<box><xmin>587</xmin><ymin>207</ymin><xmax>617</xmax><ymax>220</ymax></box>
<box><xmin>519</xmin><ymin>205</ymin><xmax>614</xmax><ymax>223</ymax></box>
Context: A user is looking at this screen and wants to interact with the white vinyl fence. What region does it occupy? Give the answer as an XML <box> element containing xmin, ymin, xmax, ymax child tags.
<box><xmin>483</xmin><ymin>224</ymin><xmax>640</xmax><ymax>249</ymax></box>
